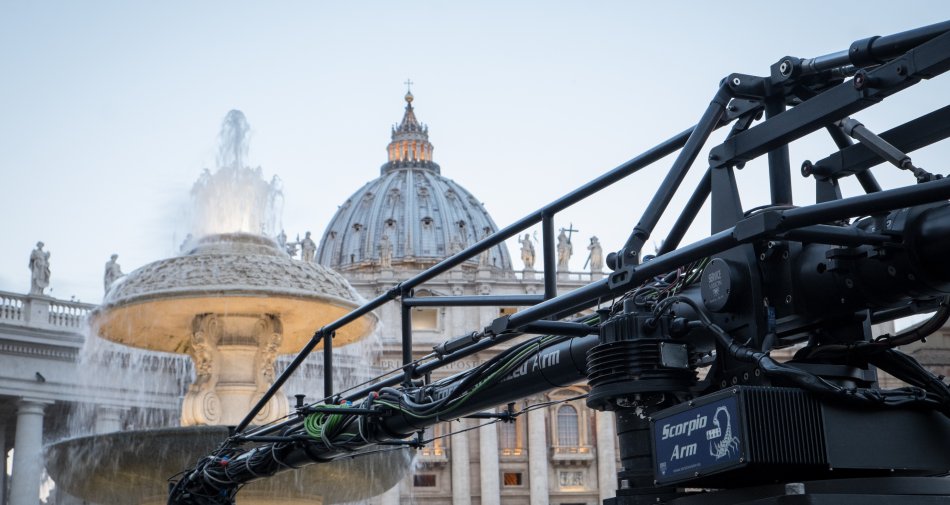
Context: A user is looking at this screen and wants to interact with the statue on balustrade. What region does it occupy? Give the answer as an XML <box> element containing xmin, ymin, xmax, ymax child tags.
<box><xmin>520</xmin><ymin>233</ymin><xmax>535</xmax><ymax>270</ymax></box>
<box><xmin>587</xmin><ymin>236</ymin><xmax>604</xmax><ymax>274</ymax></box>
<box><xmin>29</xmin><ymin>241</ymin><xmax>51</xmax><ymax>295</ymax></box>
<box><xmin>300</xmin><ymin>231</ymin><xmax>317</xmax><ymax>263</ymax></box>
<box><xmin>557</xmin><ymin>230</ymin><xmax>573</xmax><ymax>271</ymax></box>
<box><xmin>104</xmin><ymin>254</ymin><xmax>124</xmax><ymax>293</ymax></box>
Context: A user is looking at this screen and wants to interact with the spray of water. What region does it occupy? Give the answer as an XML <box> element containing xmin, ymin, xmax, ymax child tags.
<box><xmin>187</xmin><ymin>110</ymin><xmax>284</xmax><ymax>241</ymax></box>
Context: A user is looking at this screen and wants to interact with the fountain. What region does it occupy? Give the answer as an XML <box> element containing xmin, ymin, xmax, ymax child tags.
<box><xmin>46</xmin><ymin>110</ymin><xmax>409</xmax><ymax>505</ymax></box>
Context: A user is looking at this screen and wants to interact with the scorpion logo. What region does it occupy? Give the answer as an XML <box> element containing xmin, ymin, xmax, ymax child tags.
<box><xmin>709</xmin><ymin>405</ymin><xmax>740</xmax><ymax>459</ymax></box>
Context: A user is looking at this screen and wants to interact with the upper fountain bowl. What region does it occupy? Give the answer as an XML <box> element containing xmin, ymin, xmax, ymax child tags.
<box><xmin>92</xmin><ymin>232</ymin><xmax>375</xmax><ymax>354</ymax></box>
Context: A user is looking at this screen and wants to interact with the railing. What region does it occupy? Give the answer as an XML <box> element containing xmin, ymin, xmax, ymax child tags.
<box><xmin>511</xmin><ymin>270</ymin><xmax>604</xmax><ymax>282</ymax></box>
<box><xmin>0</xmin><ymin>290</ymin><xmax>95</xmax><ymax>329</ymax></box>
<box><xmin>48</xmin><ymin>300</ymin><xmax>94</xmax><ymax>328</ymax></box>
<box><xmin>0</xmin><ymin>292</ymin><xmax>24</xmax><ymax>322</ymax></box>
<box><xmin>417</xmin><ymin>445</ymin><xmax>449</xmax><ymax>465</ymax></box>
<box><xmin>500</xmin><ymin>447</ymin><xmax>524</xmax><ymax>457</ymax></box>
<box><xmin>551</xmin><ymin>445</ymin><xmax>595</xmax><ymax>464</ymax></box>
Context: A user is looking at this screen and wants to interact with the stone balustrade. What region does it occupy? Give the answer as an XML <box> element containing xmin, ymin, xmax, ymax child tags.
<box><xmin>0</xmin><ymin>291</ymin><xmax>25</xmax><ymax>322</ymax></box>
<box><xmin>48</xmin><ymin>299</ymin><xmax>93</xmax><ymax>328</ymax></box>
<box><xmin>0</xmin><ymin>290</ymin><xmax>95</xmax><ymax>329</ymax></box>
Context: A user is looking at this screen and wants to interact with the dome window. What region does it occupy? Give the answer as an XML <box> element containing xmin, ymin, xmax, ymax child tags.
<box><xmin>421</xmin><ymin>216</ymin><xmax>434</xmax><ymax>228</ymax></box>
<box><xmin>385</xmin><ymin>218</ymin><xmax>396</xmax><ymax>228</ymax></box>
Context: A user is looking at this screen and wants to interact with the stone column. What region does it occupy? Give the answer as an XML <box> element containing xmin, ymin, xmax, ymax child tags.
<box><xmin>451</xmin><ymin>419</ymin><xmax>472</xmax><ymax>505</ymax></box>
<box><xmin>528</xmin><ymin>405</ymin><xmax>549</xmax><ymax>505</ymax></box>
<box><xmin>478</xmin><ymin>418</ymin><xmax>500</xmax><ymax>505</ymax></box>
<box><xmin>596</xmin><ymin>410</ymin><xmax>618</xmax><ymax>502</ymax></box>
<box><xmin>9</xmin><ymin>399</ymin><xmax>49</xmax><ymax>505</ymax></box>
<box><xmin>1</xmin><ymin>419</ymin><xmax>7</xmax><ymax>505</ymax></box>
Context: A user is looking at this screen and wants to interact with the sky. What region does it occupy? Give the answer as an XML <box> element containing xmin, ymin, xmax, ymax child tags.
<box><xmin>1</xmin><ymin>2</ymin><xmax>949</xmax><ymax>304</ymax></box>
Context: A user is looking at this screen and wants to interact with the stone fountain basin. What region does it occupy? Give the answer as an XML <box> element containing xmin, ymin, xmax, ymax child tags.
<box><xmin>93</xmin><ymin>294</ymin><xmax>371</xmax><ymax>354</ymax></box>
<box><xmin>92</xmin><ymin>233</ymin><xmax>376</xmax><ymax>354</ymax></box>
<box><xmin>46</xmin><ymin>426</ymin><xmax>411</xmax><ymax>504</ymax></box>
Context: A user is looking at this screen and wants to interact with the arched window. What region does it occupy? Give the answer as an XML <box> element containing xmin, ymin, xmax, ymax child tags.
<box><xmin>557</xmin><ymin>405</ymin><xmax>579</xmax><ymax>447</ymax></box>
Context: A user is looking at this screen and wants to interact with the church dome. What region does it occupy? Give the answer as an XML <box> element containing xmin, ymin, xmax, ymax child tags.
<box><xmin>316</xmin><ymin>91</ymin><xmax>513</xmax><ymax>272</ymax></box>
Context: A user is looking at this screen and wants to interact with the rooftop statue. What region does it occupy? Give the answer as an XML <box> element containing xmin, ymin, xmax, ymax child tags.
<box><xmin>586</xmin><ymin>236</ymin><xmax>603</xmax><ymax>274</ymax></box>
<box><xmin>104</xmin><ymin>254</ymin><xmax>124</xmax><ymax>293</ymax></box>
<box><xmin>300</xmin><ymin>231</ymin><xmax>316</xmax><ymax>263</ymax></box>
<box><xmin>557</xmin><ymin>230</ymin><xmax>572</xmax><ymax>271</ymax></box>
<box><xmin>29</xmin><ymin>241</ymin><xmax>50</xmax><ymax>295</ymax></box>
<box><xmin>520</xmin><ymin>233</ymin><xmax>535</xmax><ymax>270</ymax></box>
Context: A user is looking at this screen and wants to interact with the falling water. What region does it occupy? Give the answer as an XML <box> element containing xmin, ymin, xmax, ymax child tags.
<box><xmin>63</xmin><ymin>329</ymin><xmax>193</xmax><ymax>438</ymax></box>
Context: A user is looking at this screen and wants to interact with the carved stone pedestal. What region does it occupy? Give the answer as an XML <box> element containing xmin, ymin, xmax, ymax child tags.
<box><xmin>181</xmin><ymin>313</ymin><xmax>289</xmax><ymax>426</ymax></box>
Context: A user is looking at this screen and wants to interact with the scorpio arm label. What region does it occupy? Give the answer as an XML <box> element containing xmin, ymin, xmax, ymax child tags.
<box><xmin>653</xmin><ymin>396</ymin><xmax>742</xmax><ymax>481</ymax></box>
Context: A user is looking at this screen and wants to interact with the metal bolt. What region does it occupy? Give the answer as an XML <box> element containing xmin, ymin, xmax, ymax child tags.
<box><xmin>732</xmin><ymin>77</ymin><xmax>741</xmax><ymax>86</ymax></box>
<box><xmin>731</xmin><ymin>376</ymin><xmax>739</xmax><ymax>385</ymax></box>
<box><xmin>759</xmin><ymin>253</ymin><xmax>766</xmax><ymax>260</ymax></box>
<box><xmin>779</xmin><ymin>60</ymin><xmax>792</xmax><ymax>76</ymax></box>
<box><xmin>845</xmin><ymin>278</ymin><xmax>854</xmax><ymax>288</ymax></box>
<box><xmin>785</xmin><ymin>295</ymin><xmax>792</xmax><ymax>304</ymax></box>
<box><xmin>782</xmin><ymin>250</ymin><xmax>789</xmax><ymax>260</ymax></box>
<box><xmin>896</xmin><ymin>65</ymin><xmax>906</xmax><ymax>76</ymax></box>
<box><xmin>742</xmin><ymin>372</ymin><xmax>750</xmax><ymax>381</ymax></box>
<box><xmin>888</xmin><ymin>266</ymin><xmax>897</xmax><ymax>277</ymax></box>
<box><xmin>754</xmin><ymin>368</ymin><xmax>761</xmax><ymax>377</ymax></box>
<box><xmin>853</xmin><ymin>71</ymin><xmax>870</xmax><ymax>90</ymax></box>
<box><xmin>801</xmin><ymin>160</ymin><xmax>813</xmax><ymax>177</ymax></box>
<box><xmin>720</xmin><ymin>380</ymin><xmax>728</xmax><ymax>388</ymax></box>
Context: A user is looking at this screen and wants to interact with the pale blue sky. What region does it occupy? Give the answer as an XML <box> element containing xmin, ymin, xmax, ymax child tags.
<box><xmin>1</xmin><ymin>2</ymin><xmax>948</xmax><ymax>303</ymax></box>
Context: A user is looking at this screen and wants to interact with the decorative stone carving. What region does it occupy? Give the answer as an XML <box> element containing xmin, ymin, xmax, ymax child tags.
<box><xmin>587</xmin><ymin>236</ymin><xmax>603</xmax><ymax>274</ymax></box>
<box><xmin>105</xmin><ymin>235</ymin><xmax>362</xmax><ymax>304</ymax></box>
<box><xmin>29</xmin><ymin>241</ymin><xmax>50</xmax><ymax>295</ymax></box>
<box><xmin>520</xmin><ymin>233</ymin><xmax>535</xmax><ymax>270</ymax></box>
<box><xmin>181</xmin><ymin>313</ymin><xmax>289</xmax><ymax>426</ymax></box>
<box><xmin>300</xmin><ymin>231</ymin><xmax>316</xmax><ymax>263</ymax></box>
<box><xmin>379</xmin><ymin>234</ymin><xmax>393</xmax><ymax>269</ymax></box>
<box><xmin>182</xmin><ymin>314</ymin><xmax>222</xmax><ymax>426</ymax></box>
<box><xmin>557</xmin><ymin>230</ymin><xmax>572</xmax><ymax>271</ymax></box>
<box><xmin>104</xmin><ymin>254</ymin><xmax>124</xmax><ymax>293</ymax></box>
